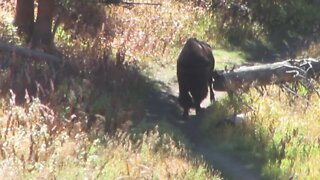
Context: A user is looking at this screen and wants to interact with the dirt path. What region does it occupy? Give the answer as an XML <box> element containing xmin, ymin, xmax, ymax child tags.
<box><xmin>146</xmin><ymin>66</ymin><xmax>262</xmax><ymax>180</ymax></box>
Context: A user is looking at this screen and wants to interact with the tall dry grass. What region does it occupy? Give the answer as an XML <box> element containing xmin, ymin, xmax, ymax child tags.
<box><xmin>246</xmin><ymin>86</ymin><xmax>320</xmax><ymax>179</ymax></box>
<box><xmin>0</xmin><ymin>92</ymin><xmax>221</xmax><ymax>179</ymax></box>
<box><xmin>202</xmin><ymin>85</ymin><xmax>320</xmax><ymax>179</ymax></box>
<box><xmin>0</xmin><ymin>1</ymin><xmax>222</xmax><ymax>179</ymax></box>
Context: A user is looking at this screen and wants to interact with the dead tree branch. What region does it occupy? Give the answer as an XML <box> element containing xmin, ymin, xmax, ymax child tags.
<box><xmin>212</xmin><ymin>58</ymin><xmax>320</xmax><ymax>92</ymax></box>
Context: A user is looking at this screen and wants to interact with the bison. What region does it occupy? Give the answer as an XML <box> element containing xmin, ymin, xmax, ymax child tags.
<box><xmin>177</xmin><ymin>38</ymin><xmax>215</xmax><ymax>118</ymax></box>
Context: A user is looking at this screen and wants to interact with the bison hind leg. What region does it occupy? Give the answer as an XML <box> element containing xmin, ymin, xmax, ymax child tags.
<box><xmin>192</xmin><ymin>92</ymin><xmax>206</xmax><ymax>117</ymax></box>
<box><xmin>179</xmin><ymin>91</ymin><xmax>193</xmax><ymax>119</ymax></box>
<box><xmin>195</xmin><ymin>107</ymin><xmax>205</xmax><ymax>118</ymax></box>
<box><xmin>182</xmin><ymin>108</ymin><xmax>189</xmax><ymax>119</ymax></box>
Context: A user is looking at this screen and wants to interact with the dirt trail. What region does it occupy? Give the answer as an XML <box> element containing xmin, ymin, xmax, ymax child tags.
<box><xmin>146</xmin><ymin>66</ymin><xmax>262</xmax><ymax>180</ymax></box>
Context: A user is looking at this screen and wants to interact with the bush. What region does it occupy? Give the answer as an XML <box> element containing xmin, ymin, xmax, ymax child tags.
<box><xmin>211</xmin><ymin>0</ymin><xmax>320</xmax><ymax>53</ymax></box>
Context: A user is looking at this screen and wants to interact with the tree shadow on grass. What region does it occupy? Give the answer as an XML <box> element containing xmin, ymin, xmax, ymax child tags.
<box><xmin>0</xmin><ymin>46</ymin><xmax>160</xmax><ymax>134</ymax></box>
<box><xmin>0</xmin><ymin>43</ymin><xmax>200</xmax><ymax>139</ymax></box>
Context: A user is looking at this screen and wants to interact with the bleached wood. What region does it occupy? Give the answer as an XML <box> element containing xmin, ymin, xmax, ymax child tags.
<box><xmin>212</xmin><ymin>58</ymin><xmax>320</xmax><ymax>92</ymax></box>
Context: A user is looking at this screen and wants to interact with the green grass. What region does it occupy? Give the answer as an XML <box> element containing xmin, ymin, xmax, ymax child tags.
<box><xmin>214</xmin><ymin>49</ymin><xmax>248</xmax><ymax>70</ymax></box>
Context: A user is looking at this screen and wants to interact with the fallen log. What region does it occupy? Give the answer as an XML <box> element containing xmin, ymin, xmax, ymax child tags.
<box><xmin>212</xmin><ymin>58</ymin><xmax>320</xmax><ymax>92</ymax></box>
<box><xmin>0</xmin><ymin>42</ymin><xmax>61</xmax><ymax>63</ymax></box>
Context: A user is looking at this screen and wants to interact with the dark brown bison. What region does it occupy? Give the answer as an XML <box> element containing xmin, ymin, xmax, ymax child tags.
<box><xmin>177</xmin><ymin>38</ymin><xmax>215</xmax><ymax>118</ymax></box>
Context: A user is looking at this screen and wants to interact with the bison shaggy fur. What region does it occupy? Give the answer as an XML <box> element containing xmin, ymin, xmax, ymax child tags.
<box><xmin>177</xmin><ymin>38</ymin><xmax>215</xmax><ymax>118</ymax></box>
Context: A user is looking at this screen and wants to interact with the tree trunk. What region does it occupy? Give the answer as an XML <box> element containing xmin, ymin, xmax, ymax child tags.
<box><xmin>13</xmin><ymin>0</ymin><xmax>34</xmax><ymax>43</ymax></box>
<box><xmin>212</xmin><ymin>58</ymin><xmax>320</xmax><ymax>92</ymax></box>
<box><xmin>31</xmin><ymin>0</ymin><xmax>55</xmax><ymax>50</ymax></box>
